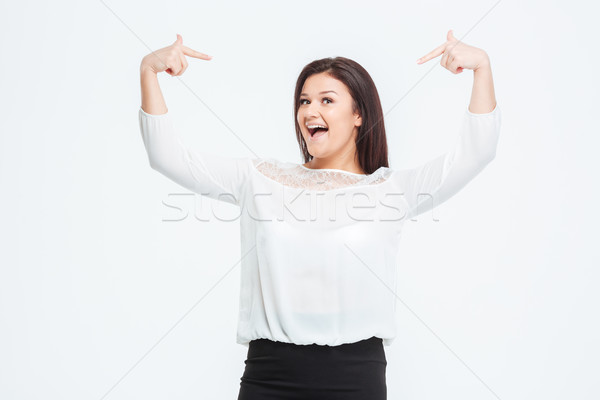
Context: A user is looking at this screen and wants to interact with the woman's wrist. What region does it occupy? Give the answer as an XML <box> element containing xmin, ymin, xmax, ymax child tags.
<box><xmin>140</xmin><ymin>63</ymin><xmax>167</xmax><ymax>115</ymax></box>
<box><xmin>469</xmin><ymin>55</ymin><xmax>496</xmax><ymax>114</ymax></box>
<box><xmin>140</xmin><ymin>62</ymin><xmax>157</xmax><ymax>76</ymax></box>
<box><xmin>473</xmin><ymin>51</ymin><xmax>491</xmax><ymax>73</ymax></box>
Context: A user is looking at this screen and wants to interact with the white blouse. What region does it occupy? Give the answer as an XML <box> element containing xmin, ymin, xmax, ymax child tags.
<box><xmin>138</xmin><ymin>104</ymin><xmax>502</xmax><ymax>348</ymax></box>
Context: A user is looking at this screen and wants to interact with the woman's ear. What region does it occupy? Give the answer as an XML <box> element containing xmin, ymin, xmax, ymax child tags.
<box><xmin>354</xmin><ymin>113</ymin><xmax>362</xmax><ymax>127</ymax></box>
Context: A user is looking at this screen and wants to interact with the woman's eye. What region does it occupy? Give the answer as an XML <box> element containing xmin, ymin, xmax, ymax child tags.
<box><xmin>300</xmin><ymin>98</ymin><xmax>332</xmax><ymax>105</ymax></box>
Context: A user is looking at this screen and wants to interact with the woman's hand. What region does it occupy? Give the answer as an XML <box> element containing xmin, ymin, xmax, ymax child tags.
<box><xmin>140</xmin><ymin>34</ymin><xmax>213</xmax><ymax>76</ymax></box>
<box><xmin>416</xmin><ymin>30</ymin><xmax>490</xmax><ymax>74</ymax></box>
<box><xmin>140</xmin><ymin>34</ymin><xmax>213</xmax><ymax>114</ymax></box>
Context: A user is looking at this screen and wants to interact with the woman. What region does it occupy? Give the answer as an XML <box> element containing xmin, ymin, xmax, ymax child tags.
<box><xmin>138</xmin><ymin>30</ymin><xmax>500</xmax><ymax>400</ymax></box>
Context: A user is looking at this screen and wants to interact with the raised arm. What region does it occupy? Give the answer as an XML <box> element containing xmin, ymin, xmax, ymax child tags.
<box><xmin>391</xmin><ymin>105</ymin><xmax>501</xmax><ymax>221</ymax></box>
<box><xmin>417</xmin><ymin>29</ymin><xmax>496</xmax><ymax>113</ymax></box>
<box><xmin>140</xmin><ymin>34</ymin><xmax>212</xmax><ymax>114</ymax></box>
<box><xmin>138</xmin><ymin>35</ymin><xmax>251</xmax><ymax>207</ymax></box>
<box><xmin>394</xmin><ymin>30</ymin><xmax>501</xmax><ymax>220</ymax></box>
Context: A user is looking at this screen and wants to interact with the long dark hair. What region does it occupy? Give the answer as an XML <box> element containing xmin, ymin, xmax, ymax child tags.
<box><xmin>293</xmin><ymin>57</ymin><xmax>389</xmax><ymax>174</ymax></box>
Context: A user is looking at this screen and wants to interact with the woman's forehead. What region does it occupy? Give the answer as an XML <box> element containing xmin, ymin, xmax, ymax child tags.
<box><xmin>302</xmin><ymin>74</ymin><xmax>347</xmax><ymax>95</ymax></box>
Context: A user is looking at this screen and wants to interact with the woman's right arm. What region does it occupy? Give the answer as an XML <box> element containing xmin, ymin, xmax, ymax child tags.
<box><xmin>140</xmin><ymin>68</ymin><xmax>168</xmax><ymax>115</ymax></box>
<box><xmin>138</xmin><ymin>35</ymin><xmax>252</xmax><ymax>207</ymax></box>
<box><xmin>140</xmin><ymin>33</ymin><xmax>210</xmax><ymax>114</ymax></box>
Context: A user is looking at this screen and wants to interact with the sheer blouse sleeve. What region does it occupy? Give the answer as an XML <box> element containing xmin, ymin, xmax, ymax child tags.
<box><xmin>138</xmin><ymin>107</ymin><xmax>252</xmax><ymax>207</ymax></box>
<box><xmin>391</xmin><ymin>105</ymin><xmax>502</xmax><ymax>220</ymax></box>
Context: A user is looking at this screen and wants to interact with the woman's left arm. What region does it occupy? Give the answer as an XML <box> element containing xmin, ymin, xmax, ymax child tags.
<box><xmin>417</xmin><ymin>29</ymin><xmax>497</xmax><ymax>114</ymax></box>
<box><xmin>468</xmin><ymin>57</ymin><xmax>496</xmax><ymax>114</ymax></box>
<box><xmin>390</xmin><ymin>30</ymin><xmax>501</xmax><ymax>221</ymax></box>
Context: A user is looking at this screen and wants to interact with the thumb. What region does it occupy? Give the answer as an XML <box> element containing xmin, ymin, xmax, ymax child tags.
<box><xmin>447</xmin><ymin>29</ymin><xmax>455</xmax><ymax>41</ymax></box>
<box><xmin>175</xmin><ymin>33</ymin><xmax>183</xmax><ymax>45</ymax></box>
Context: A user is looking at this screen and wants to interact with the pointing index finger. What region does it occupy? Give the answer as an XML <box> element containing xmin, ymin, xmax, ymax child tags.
<box><xmin>416</xmin><ymin>42</ymin><xmax>447</xmax><ymax>64</ymax></box>
<box><xmin>181</xmin><ymin>45</ymin><xmax>213</xmax><ymax>59</ymax></box>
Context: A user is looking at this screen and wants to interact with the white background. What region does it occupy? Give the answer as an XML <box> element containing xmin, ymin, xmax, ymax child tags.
<box><xmin>1</xmin><ymin>0</ymin><xmax>598</xmax><ymax>399</ymax></box>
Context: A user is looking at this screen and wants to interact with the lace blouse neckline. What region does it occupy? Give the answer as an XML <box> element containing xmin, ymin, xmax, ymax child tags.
<box><xmin>299</xmin><ymin>164</ymin><xmax>368</xmax><ymax>176</ymax></box>
<box><xmin>252</xmin><ymin>158</ymin><xmax>392</xmax><ymax>191</ymax></box>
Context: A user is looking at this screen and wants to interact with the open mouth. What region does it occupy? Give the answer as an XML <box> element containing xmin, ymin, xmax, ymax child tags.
<box><xmin>308</xmin><ymin>126</ymin><xmax>329</xmax><ymax>137</ymax></box>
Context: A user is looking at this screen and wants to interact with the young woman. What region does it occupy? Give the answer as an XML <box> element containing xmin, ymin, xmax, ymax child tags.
<box><xmin>138</xmin><ymin>30</ymin><xmax>500</xmax><ymax>400</ymax></box>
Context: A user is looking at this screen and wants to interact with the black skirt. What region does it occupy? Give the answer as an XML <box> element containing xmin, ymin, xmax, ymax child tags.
<box><xmin>237</xmin><ymin>336</ymin><xmax>387</xmax><ymax>400</ymax></box>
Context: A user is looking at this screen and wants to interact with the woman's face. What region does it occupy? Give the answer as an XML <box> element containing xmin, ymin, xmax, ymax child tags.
<box><xmin>297</xmin><ymin>72</ymin><xmax>362</xmax><ymax>162</ymax></box>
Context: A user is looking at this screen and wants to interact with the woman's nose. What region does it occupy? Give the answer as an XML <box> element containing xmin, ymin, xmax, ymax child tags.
<box><xmin>305</xmin><ymin>106</ymin><xmax>319</xmax><ymax>118</ymax></box>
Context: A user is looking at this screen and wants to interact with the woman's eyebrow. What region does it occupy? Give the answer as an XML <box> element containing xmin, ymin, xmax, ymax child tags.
<box><xmin>300</xmin><ymin>90</ymin><xmax>338</xmax><ymax>96</ymax></box>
